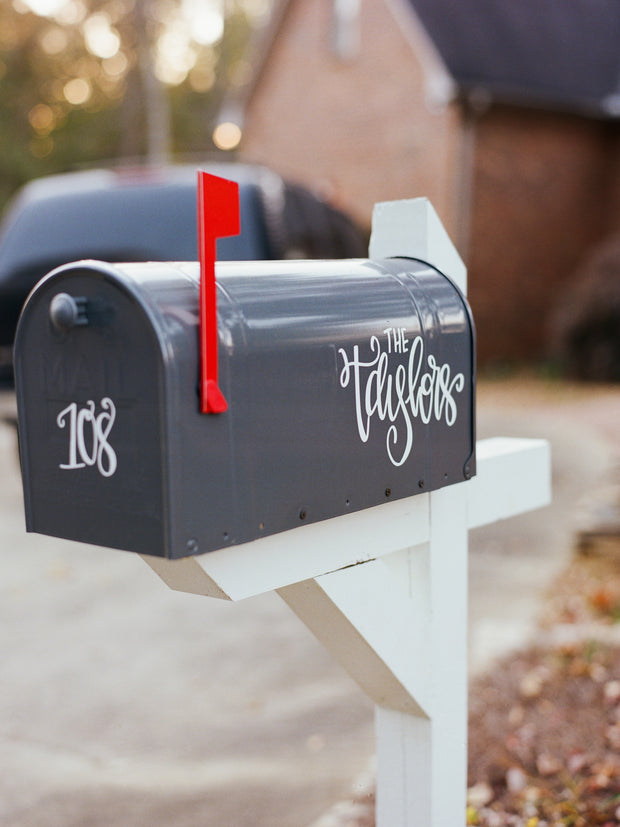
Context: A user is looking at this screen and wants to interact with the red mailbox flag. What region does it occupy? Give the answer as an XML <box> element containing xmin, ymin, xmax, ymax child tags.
<box><xmin>197</xmin><ymin>171</ymin><xmax>240</xmax><ymax>414</ymax></box>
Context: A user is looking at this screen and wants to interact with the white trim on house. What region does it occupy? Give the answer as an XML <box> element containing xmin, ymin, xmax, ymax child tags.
<box><xmin>218</xmin><ymin>0</ymin><xmax>458</xmax><ymax>138</ymax></box>
<box><xmin>383</xmin><ymin>0</ymin><xmax>457</xmax><ymax>111</ymax></box>
<box><xmin>215</xmin><ymin>0</ymin><xmax>292</xmax><ymax>136</ymax></box>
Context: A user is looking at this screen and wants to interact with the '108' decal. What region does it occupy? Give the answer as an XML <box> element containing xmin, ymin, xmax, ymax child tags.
<box><xmin>56</xmin><ymin>398</ymin><xmax>117</xmax><ymax>478</ymax></box>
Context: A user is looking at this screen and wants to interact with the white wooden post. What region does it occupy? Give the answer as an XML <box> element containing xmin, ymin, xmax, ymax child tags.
<box><xmin>277</xmin><ymin>482</ymin><xmax>469</xmax><ymax>825</ymax></box>
<box><xmin>142</xmin><ymin>200</ymin><xmax>552</xmax><ymax>827</ymax></box>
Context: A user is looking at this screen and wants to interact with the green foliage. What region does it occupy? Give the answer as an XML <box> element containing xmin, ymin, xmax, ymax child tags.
<box><xmin>0</xmin><ymin>0</ymin><xmax>262</xmax><ymax>217</ymax></box>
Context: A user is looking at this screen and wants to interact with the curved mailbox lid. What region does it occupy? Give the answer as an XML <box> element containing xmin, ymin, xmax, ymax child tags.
<box><xmin>15</xmin><ymin>262</ymin><xmax>173</xmax><ymax>554</ymax></box>
<box><xmin>15</xmin><ymin>257</ymin><xmax>475</xmax><ymax>558</ymax></box>
<box><xmin>210</xmin><ymin>258</ymin><xmax>475</xmax><ymax>544</ymax></box>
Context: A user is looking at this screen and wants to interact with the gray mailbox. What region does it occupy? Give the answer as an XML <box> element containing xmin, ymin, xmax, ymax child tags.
<box><xmin>15</xmin><ymin>257</ymin><xmax>475</xmax><ymax>558</ymax></box>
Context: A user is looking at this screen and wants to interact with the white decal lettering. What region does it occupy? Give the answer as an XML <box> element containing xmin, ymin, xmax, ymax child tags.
<box><xmin>57</xmin><ymin>398</ymin><xmax>117</xmax><ymax>478</ymax></box>
<box><xmin>339</xmin><ymin>332</ymin><xmax>464</xmax><ymax>467</ymax></box>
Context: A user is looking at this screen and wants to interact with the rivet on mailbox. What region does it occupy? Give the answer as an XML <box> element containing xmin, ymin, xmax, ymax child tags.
<box><xmin>14</xmin><ymin>173</ymin><xmax>476</xmax><ymax>559</ymax></box>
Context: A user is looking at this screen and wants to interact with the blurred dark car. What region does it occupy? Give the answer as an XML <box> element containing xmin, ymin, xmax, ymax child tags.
<box><xmin>0</xmin><ymin>163</ymin><xmax>367</xmax><ymax>383</ymax></box>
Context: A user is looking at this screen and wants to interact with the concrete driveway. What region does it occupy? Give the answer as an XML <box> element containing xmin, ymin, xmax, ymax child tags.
<box><xmin>0</xmin><ymin>378</ymin><xmax>618</xmax><ymax>826</ymax></box>
<box><xmin>0</xmin><ymin>399</ymin><xmax>375</xmax><ymax>827</ymax></box>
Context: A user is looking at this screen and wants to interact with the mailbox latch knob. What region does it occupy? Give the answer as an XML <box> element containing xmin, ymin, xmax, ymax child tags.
<box><xmin>49</xmin><ymin>293</ymin><xmax>88</xmax><ymax>331</ymax></box>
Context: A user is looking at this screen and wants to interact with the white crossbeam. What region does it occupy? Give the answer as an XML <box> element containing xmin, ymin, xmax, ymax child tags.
<box><xmin>142</xmin><ymin>436</ymin><xmax>550</xmax><ymax>602</ymax></box>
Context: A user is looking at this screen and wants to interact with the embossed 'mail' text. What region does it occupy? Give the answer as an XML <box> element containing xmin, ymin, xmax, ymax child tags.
<box><xmin>338</xmin><ymin>329</ymin><xmax>465</xmax><ymax>467</ymax></box>
<box><xmin>56</xmin><ymin>398</ymin><xmax>117</xmax><ymax>478</ymax></box>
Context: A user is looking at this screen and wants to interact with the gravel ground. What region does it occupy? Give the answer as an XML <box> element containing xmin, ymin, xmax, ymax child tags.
<box><xmin>313</xmin><ymin>552</ymin><xmax>620</xmax><ymax>827</ymax></box>
<box><xmin>467</xmin><ymin>552</ymin><xmax>620</xmax><ymax>827</ymax></box>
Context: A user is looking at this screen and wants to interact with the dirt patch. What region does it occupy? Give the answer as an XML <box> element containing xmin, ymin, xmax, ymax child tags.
<box><xmin>468</xmin><ymin>641</ymin><xmax>620</xmax><ymax>825</ymax></box>
<box><xmin>468</xmin><ymin>551</ymin><xmax>620</xmax><ymax>827</ymax></box>
<box><xmin>328</xmin><ymin>552</ymin><xmax>620</xmax><ymax>827</ymax></box>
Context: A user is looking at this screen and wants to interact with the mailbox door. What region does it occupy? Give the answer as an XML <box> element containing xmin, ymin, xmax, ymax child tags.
<box><xmin>16</xmin><ymin>265</ymin><xmax>169</xmax><ymax>554</ymax></box>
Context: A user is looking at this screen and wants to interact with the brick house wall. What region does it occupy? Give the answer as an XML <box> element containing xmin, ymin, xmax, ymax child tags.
<box><xmin>236</xmin><ymin>0</ymin><xmax>620</xmax><ymax>366</ymax></box>
<box><xmin>605</xmin><ymin>126</ymin><xmax>620</xmax><ymax>232</ymax></box>
<box><xmin>468</xmin><ymin>107</ymin><xmax>619</xmax><ymax>363</ymax></box>
<box><xmin>241</xmin><ymin>0</ymin><xmax>462</xmax><ymax>237</ymax></box>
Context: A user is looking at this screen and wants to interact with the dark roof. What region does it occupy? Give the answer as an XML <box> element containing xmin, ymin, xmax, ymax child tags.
<box><xmin>410</xmin><ymin>0</ymin><xmax>620</xmax><ymax>117</ymax></box>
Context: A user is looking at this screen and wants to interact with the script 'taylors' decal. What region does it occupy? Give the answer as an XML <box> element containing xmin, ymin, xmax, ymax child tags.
<box><xmin>338</xmin><ymin>328</ymin><xmax>465</xmax><ymax>467</ymax></box>
<box><xmin>56</xmin><ymin>398</ymin><xmax>117</xmax><ymax>478</ymax></box>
